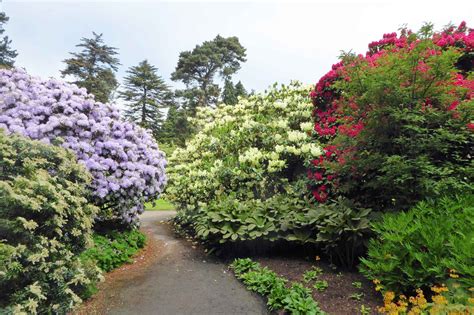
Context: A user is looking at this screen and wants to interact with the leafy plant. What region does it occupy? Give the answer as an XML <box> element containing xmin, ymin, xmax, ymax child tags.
<box><xmin>352</xmin><ymin>282</ymin><xmax>362</xmax><ymax>289</ymax></box>
<box><xmin>81</xmin><ymin>229</ymin><xmax>146</xmax><ymax>272</ymax></box>
<box><xmin>305</xmin><ymin>197</ymin><xmax>374</xmax><ymax>268</ymax></box>
<box><xmin>303</xmin><ymin>267</ymin><xmax>323</xmax><ymax>283</ymax></box>
<box><xmin>359</xmin><ymin>304</ymin><xmax>371</xmax><ymax>315</ymax></box>
<box><xmin>230</xmin><ymin>258</ymin><xmax>325</xmax><ymax>314</ymax></box>
<box><xmin>360</xmin><ymin>195</ymin><xmax>474</xmax><ymax>293</ymax></box>
<box><xmin>313</xmin><ymin>280</ymin><xmax>329</xmax><ymax>292</ymax></box>
<box><xmin>350</xmin><ymin>293</ymin><xmax>365</xmax><ymax>301</ymax></box>
<box><xmin>0</xmin><ymin>131</ymin><xmax>101</xmax><ymax>314</ymax></box>
<box><xmin>283</xmin><ymin>283</ymin><xmax>324</xmax><ymax>315</ymax></box>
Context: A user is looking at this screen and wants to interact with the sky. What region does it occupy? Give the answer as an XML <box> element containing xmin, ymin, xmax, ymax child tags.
<box><xmin>2</xmin><ymin>0</ymin><xmax>474</xmax><ymax>94</ymax></box>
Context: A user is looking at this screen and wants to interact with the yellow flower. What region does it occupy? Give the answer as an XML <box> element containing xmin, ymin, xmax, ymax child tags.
<box><xmin>432</xmin><ymin>294</ymin><xmax>448</xmax><ymax>305</ymax></box>
<box><xmin>315</xmin><ymin>256</ymin><xmax>320</xmax><ymax>261</ymax></box>
<box><xmin>449</xmin><ymin>273</ymin><xmax>459</xmax><ymax>279</ymax></box>
<box><xmin>373</xmin><ymin>279</ymin><xmax>381</xmax><ymax>285</ymax></box>
<box><xmin>384</xmin><ymin>291</ymin><xmax>396</xmax><ymax>303</ymax></box>
<box><xmin>431</xmin><ymin>285</ymin><xmax>449</xmax><ymax>294</ymax></box>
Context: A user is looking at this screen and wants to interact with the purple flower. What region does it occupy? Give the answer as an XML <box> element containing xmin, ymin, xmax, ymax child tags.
<box><xmin>0</xmin><ymin>68</ymin><xmax>167</xmax><ymax>226</ymax></box>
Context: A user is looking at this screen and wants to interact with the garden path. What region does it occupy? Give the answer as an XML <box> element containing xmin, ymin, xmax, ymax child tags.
<box><xmin>105</xmin><ymin>211</ymin><xmax>268</xmax><ymax>315</ymax></box>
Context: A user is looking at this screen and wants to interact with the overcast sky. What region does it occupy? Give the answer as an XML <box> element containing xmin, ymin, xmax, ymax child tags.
<box><xmin>2</xmin><ymin>0</ymin><xmax>473</xmax><ymax>93</ymax></box>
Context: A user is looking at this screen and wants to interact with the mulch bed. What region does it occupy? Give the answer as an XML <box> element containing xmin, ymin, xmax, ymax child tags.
<box><xmin>256</xmin><ymin>256</ymin><xmax>382</xmax><ymax>315</ymax></box>
<box><xmin>72</xmin><ymin>227</ymin><xmax>164</xmax><ymax>315</ymax></box>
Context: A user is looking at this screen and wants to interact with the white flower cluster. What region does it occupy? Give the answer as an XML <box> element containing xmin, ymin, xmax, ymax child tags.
<box><xmin>166</xmin><ymin>82</ymin><xmax>322</xmax><ymax>211</ymax></box>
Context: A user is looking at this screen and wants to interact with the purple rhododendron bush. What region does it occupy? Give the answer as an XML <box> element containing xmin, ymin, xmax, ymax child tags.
<box><xmin>0</xmin><ymin>68</ymin><xmax>167</xmax><ymax>227</ymax></box>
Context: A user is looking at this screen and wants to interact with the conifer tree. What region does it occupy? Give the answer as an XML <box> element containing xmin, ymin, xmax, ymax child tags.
<box><xmin>120</xmin><ymin>60</ymin><xmax>173</xmax><ymax>137</ymax></box>
<box><xmin>61</xmin><ymin>32</ymin><xmax>119</xmax><ymax>103</ymax></box>
<box><xmin>172</xmin><ymin>35</ymin><xmax>246</xmax><ymax>111</ymax></box>
<box><xmin>0</xmin><ymin>12</ymin><xmax>17</xmax><ymax>68</ymax></box>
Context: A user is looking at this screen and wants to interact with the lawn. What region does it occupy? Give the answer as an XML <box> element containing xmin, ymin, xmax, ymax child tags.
<box><xmin>145</xmin><ymin>199</ymin><xmax>175</xmax><ymax>211</ymax></box>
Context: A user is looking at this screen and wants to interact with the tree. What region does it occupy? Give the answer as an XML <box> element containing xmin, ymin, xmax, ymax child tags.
<box><xmin>0</xmin><ymin>12</ymin><xmax>17</xmax><ymax>68</ymax></box>
<box><xmin>171</xmin><ymin>35</ymin><xmax>246</xmax><ymax>111</ymax></box>
<box><xmin>222</xmin><ymin>79</ymin><xmax>247</xmax><ymax>105</ymax></box>
<box><xmin>234</xmin><ymin>81</ymin><xmax>247</xmax><ymax>98</ymax></box>
<box><xmin>120</xmin><ymin>60</ymin><xmax>173</xmax><ymax>137</ymax></box>
<box><xmin>61</xmin><ymin>32</ymin><xmax>120</xmax><ymax>103</ymax></box>
<box><xmin>159</xmin><ymin>102</ymin><xmax>191</xmax><ymax>146</ymax></box>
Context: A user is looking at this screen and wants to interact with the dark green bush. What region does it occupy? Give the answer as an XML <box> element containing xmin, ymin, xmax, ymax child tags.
<box><xmin>81</xmin><ymin>229</ymin><xmax>146</xmax><ymax>272</ymax></box>
<box><xmin>0</xmin><ymin>131</ymin><xmax>100</xmax><ymax>314</ymax></box>
<box><xmin>360</xmin><ymin>195</ymin><xmax>474</xmax><ymax>293</ymax></box>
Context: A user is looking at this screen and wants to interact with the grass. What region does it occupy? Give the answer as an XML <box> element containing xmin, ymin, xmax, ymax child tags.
<box><xmin>145</xmin><ymin>198</ymin><xmax>175</xmax><ymax>211</ymax></box>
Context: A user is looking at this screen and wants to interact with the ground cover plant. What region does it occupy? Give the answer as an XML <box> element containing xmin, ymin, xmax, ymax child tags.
<box><xmin>81</xmin><ymin>229</ymin><xmax>146</xmax><ymax>272</ymax></box>
<box><xmin>230</xmin><ymin>258</ymin><xmax>325</xmax><ymax>314</ymax></box>
<box><xmin>256</xmin><ymin>257</ymin><xmax>381</xmax><ymax>314</ymax></box>
<box><xmin>0</xmin><ymin>68</ymin><xmax>167</xmax><ymax>227</ymax></box>
<box><xmin>166</xmin><ymin>82</ymin><xmax>324</xmax><ymax>246</ymax></box>
<box><xmin>0</xmin><ymin>130</ymin><xmax>101</xmax><ymax>314</ymax></box>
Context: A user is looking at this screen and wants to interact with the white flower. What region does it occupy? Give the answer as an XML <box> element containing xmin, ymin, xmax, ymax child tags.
<box><xmin>300</xmin><ymin>122</ymin><xmax>314</xmax><ymax>132</ymax></box>
<box><xmin>310</xmin><ymin>144</ymin><xmax>322</xmax><ymax>156</ymax></box>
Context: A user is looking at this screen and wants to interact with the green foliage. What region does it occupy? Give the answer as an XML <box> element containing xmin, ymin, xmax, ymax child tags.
<box><xmin>222</xmin><ymin>79</ymin><xmax>247</xmax><ymax>105</ymax></box>
<box><xmin>360</xmin><ymin>195</ymin><xmax>474</xmax><ymax>293</ymax></box>
<box><xmin>230</xmin><ymin>258</ymin><xmax>325</xmax><ymax>314</ymax></box>
<box><xmin>352</xmin><ymin>281</ymin><xmax>362</xmax><ymax>289</ymax></box>
<box><xmin>283</xmin><ymin>283</ymin><xmax>323</xmax><ymax>315</ymax></box>
<box><xmin>167</xmin><ymin>83</ymin><xmax>324</xmax><ymax>246</ymax></box>
<box><xmin>303</xmin><ymin>267</ymin><xmax>322</xmax><ymax>283</ymax></box>
<box><xmin>159</xmin><ymin>102</ymin><xmax>193</xmax><ymax>146</ymax></box>
<box><xmin>333</xmin><ymin>38</ymin><xmax>473</xmax><ymax>212</ymax></box>
<box><xmin>81</xmin><ymin>229</ymin><xmax>146</xmax><ymax>272</ymax></box>
<box><xmin>61</xmin><ymin>32</ymin><xmax>120</xmax><ymax>103</ymax></box>
<box><xmin>171</xmin><ymin>35</ymin><xmax>247</xmax><ymax>110</ymax></box>
<box><xmin>120</xmin><ymin>59</ymin><xmax>174</xmax><ymax>137</ymax></box>
<box><xmin>0</xmin><ymin>131</ymin><xmax>101</xmax><ymax>314</ymax></box>
<box><xmin>305</xmin><ymin>197</ymin><xmax>374</xmax><ymax>268</ymax></box>
<box><xmin>313</xmin><ymin>280</ymin><xmax>328</xmax><ymax>292</ymax></box>
<box><xmin>0</xmin><ymin>12</ymin><xmax>17</xmax><ymax>67</ymax></box>
<box><xmin>359</xmin><ymin>304</ymin><xmax>371</xmax><ymax>315</ymax></box>
<box><xmin>349</xmin><ymin>293</ymin><xmax>364</xmax><ymax>301</ymax></box>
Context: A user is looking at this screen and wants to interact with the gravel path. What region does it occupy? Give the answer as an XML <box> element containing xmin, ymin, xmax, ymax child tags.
<box><xmin>106</xmin><ymin>211</ymin><xmax>268</xmax><ymax>315</ymax></box>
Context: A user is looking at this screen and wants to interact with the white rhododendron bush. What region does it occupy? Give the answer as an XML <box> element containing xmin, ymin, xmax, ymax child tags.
<box><xmin>166</xmin><ymin>82</ymin><xmax>323</xmax><ymax>244</ymax></box>
<box><xmin>0</xmin><ymin>68</ymin><xmax>167</xmax><ymax>226</ymax></box>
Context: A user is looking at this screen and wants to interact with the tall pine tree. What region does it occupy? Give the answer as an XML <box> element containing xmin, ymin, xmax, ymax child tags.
<box><xmin>0</xmin><ymin>12</ymin><xmax>17</xmax><ymax>68</ymax></box>
<box><xmin>120</xmin><ymin>60</ymin><xmax>173</xmax><ymax>137</ymax></box>
<box><xmin>160</xmin><ymin>102</ymin><xmax>191</xmax><ymax>146</ymax></box>
<box><xmin>61</xmin><ymin>32</ymin><xmax>120</xmax><ymax>103</ymax></box>
<box><xmin>171</xmin><ymin>35</ymin><xmax>246</xmax><ymax>112</ymax></box>
<box><xmin>222</xmin><ymin>79</ymin><xmax>247</xmax><ymax>105</ymax></box>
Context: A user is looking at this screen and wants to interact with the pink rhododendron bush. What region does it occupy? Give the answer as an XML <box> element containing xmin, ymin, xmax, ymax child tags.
<box><xmin>0</xmin><ymin>68</ymin><xmax>167</xmax><ymax>226</ymax></box>
<box><xmin>308</xmin><ymin>22</ymin><xmax>473</xmax><ymax>212</ymax></box>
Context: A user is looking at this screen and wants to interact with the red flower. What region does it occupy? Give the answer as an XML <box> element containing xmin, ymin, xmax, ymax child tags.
<box><xmin>448</xmin><ymin>101</ymin><xmax>460</xmax><ymax>111</ymax></box>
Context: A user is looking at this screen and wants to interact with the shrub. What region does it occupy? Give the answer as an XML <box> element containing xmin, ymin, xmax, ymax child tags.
<box><xmin>308</xmin><ymin>22</ymin><xmax>473</xmax><ymax>211</ymax></box>
<box><xmin>360</xmin><ymin>195</ymin><xmax>474</xmax><ymax>294</ymax></box>
<box><xmin>0</xmin><ymin>68</ymin><xmax>167</xmax><ymax>226</ymax></box>
<box><xmin>0</xmin><ymin>130</ymin><xmax>101</xmax><ymax>314</ymax></box>
<box><xmin>167</xmin><ymin>82</ymin><xmax>322</xmax><ymax>245</ymax></box>
<box><xmin>81</xmin><ymin>229</ymin><xmax>146</xmax><ymax>272</ymax></box>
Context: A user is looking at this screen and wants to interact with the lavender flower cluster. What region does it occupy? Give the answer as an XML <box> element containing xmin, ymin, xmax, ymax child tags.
<box><xmin>0</xmin><ymin>68</ymin><xmax>167</xmax><ymax>225</ymax></box>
